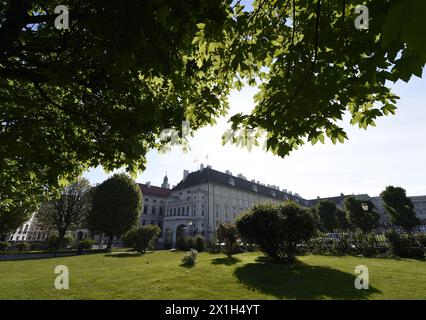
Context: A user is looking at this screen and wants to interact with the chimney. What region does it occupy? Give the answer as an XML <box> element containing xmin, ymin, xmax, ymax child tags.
<box><xmin>207</xmin><ymin>165</ymin><xmax>212</xmax><ymax>169</ymax></box>
<box><xmin>200</xmin><ymin>163</ymin><xmax>204</xmax><ymax>170</ymax></box>
<box><xmin>146</xmin><ymin>181</ymin><xmax>151</xmax><ymax>188</ymax></box>
<box><xmin>183</xmin><ymin>170</ymin><xmax>189</xmax><ymax>180</ymax></box>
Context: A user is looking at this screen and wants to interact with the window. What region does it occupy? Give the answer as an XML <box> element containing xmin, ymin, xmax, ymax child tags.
<box><xmin>153</xmin><ymin>199</ymin><xmax>157</xmax><ymax>203</ymax></box>
<box><xmin>186</xmin><ymin>206</ymin><xmax>190</xmax><ymax>215</ymax></box>
<box><xmin>174</xmin><ymin>208</ymin><xmax>177</xmax><ymax>216</ymax></box>
<box><xmin>201</xmin><ymin>210</ymin><xmax>204</xmax><ymax>216</ymax></box>
<box><xmin>152</xmin><ymin>206</ymin><xmax>156</xmax><ymax>215</ymax></box>
<box><xmin>159</xmin><ymin>207</ymin><xmax>163</xmax><ymax>216</ymax></box>
<box><xmin>143</xmin><ymin>205</ymin><xmax>148</xmax><ymax>215</ymax></box>
<box><xmin>178</xmin><ymin>207</ymin><xmax>181</xmax><ymax>216</ymax></box>
<box><xmin>215</xmin><ymin>205</ymin><xmax>220</xmax><ymax>218</ymax></box>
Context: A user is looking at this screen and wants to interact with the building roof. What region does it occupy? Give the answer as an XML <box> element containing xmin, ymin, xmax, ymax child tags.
<box><xmin>173</xmin><ymin>167</ymin><xmax>309</xmax><ymax>204</ymax></box>
<box><xmin>138</xmin><ymin>183</ymin><xmax>171</xmax><ymax>198</ymax></box>
<box><xmin>308</xmin><ymin>194</ymin><xmax>371</xmax><ymax>208</ymax></box>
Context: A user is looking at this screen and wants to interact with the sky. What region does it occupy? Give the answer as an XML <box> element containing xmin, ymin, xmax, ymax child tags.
<box><xmin>83</xmin><ymin>1</ymin><xmax>426</xmax><ymax>200</ymax></box>
<box><xmin>83</xmin><ymin>71</ymin><xmax>426</xmax><ymax>200</ymax></box>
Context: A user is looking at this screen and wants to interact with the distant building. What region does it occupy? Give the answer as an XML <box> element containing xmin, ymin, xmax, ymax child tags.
<box><xmin>162</xmin><ymin>166</ymin><xmax>307</xmax><ymax>244</ymax></box>
<box><xmin>7</xmin><ymin>167</ymin><xmax>426</xmax><ymax>246</ymax></box>
<box><xmin>7</xmin><ymin>212</ymin><xmax>50</xmax><ymax>242</ymax></box>
<box><xmin>139</xmin><ymin>175</ymin><xmax>171</xmax><ymax>237</ymax></box>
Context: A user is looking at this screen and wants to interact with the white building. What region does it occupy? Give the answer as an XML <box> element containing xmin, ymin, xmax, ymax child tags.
<box><xmin>7</xmin><ymin>212</ymin><xmax>50</xmax><ymax>242</ymax></box>
<box><xmin>162</xmin><ymin>165</ymin><xmax>307</xmax><ymax>245</ymax></box>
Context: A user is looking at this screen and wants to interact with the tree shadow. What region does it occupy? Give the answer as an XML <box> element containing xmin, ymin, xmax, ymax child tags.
<box><xmin>234</xmin><ymin>258</ymin><xmax>381</xmax><ymax>299</ymax></box>
<box><xmin>104</xmin><ymin>252</ymin><xmax>142</xmax><ymax>258</ymax></box>
<box><xmin>211</xmin><ymin>256</ymin><xmax>242</xmax><ymax>266</ymax></box>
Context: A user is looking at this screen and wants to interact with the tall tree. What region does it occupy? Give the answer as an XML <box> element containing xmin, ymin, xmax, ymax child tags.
<box><xmin>344</xmin><ymin>197</ymin><xmax>380</xmax><ymax>233</ymax></box>
<box><xmin>36</xmin><ymin>178</ymin><xmax>92</xmax><ymax>249</ymax></box>
<box><xmin>1</xmin><ymin>0</ymin><xmax>426</xmax><ymax>220</ymax></box>
<box><xmin>336</xmin><ymin>209</ymin><xmax>351</xmax><ymax>230</ymax></box>
<box><xmin>88</xmin><ymin>174</ymin><xmax>142</xmax><ymax>250</ymax></box>
<box><xmin>216</xmin><ymin>223</ymin><xmax>237</xmax><ymax>259</ymax></box>
<box><xmin>316</xmin><ymin>200</ymin><xmax>338</xmax><ymax>232</ymax></box>
<box><xmin>380</xmin><ymin>186</ymin><xmax>420</xmax><ymax>233</ymax></box>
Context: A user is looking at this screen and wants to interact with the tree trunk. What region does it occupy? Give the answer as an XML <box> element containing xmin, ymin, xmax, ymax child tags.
<box><xmin>58</xmin><ymin>230</ymin><xmax>66</xmax><ymax>250</ymax></box>
<box><xmin>106</xmin><ymin>235</ymin><xmax>114</xmax><ymax>251</ymax></box>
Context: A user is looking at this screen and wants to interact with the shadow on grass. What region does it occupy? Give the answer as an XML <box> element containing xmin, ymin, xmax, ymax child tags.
<box><xmin>234</xmin><ymin>257</ymin><xmax>381</xmax><ymax>299</ymax></box>
<box><xmin>211</xmin><ymin>257</ymin><xmax>242</xmax><ymax>266</ymax></box>
<box><xmin>104</xmin><ymin>252</ymin><xmax>142</xmax><ymax>258</ymax></box>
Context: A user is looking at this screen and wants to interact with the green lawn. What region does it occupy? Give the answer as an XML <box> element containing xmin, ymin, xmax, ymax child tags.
<box><xmin>0</xmin><ymin>251</ymin><xmax>425</xmax><ymax>299</ymax></box>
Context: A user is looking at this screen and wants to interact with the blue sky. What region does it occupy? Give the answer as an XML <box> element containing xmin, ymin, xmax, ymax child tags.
<box><xmin>84</xmin><ymin>72</ymin><xmax>426</xmax><ymax>200</ymax></box>
<box><xmin>83</xmin><ymin>1</ymin><xmax>426</xmax><ymax>199</ymax></box>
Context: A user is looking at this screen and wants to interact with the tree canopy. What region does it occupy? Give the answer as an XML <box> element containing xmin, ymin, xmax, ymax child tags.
<box><xmin>87</xmin><ymin>174</ymin><xmax>142</xmax><ymax>249</ymax></box>
<box><xmin>380</xmin><ymin>186</ymin><xmax>420</xmax><ymax>232</ymax></box>
<box><xmin>36</xmin><ymin>178</ymin><xmax>92</xmax><ymax>248</ymax></box>
<box><xmin>316</xmin><ymin>200</ymin><xmax>338</xmax><ymax>232</ymax></box>
<box><xmin>1</xmin><ymin>0</ymin><xmax>425</xmax><ymax>216</ymax></box>
<box><xmin>344</xmin><ymin>196</ymin><xmax>380</xmax><ymax>233</ymax></box>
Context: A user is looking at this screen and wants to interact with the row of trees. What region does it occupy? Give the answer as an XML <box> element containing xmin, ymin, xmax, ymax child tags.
<box><xmin>32</xmin><ymin>174</ymin><xmax>144</xmax><ymax>250</ymax></box>
<box><xmin>316</xmin><ymin>186</ymin><xmax>421</xmax><ymax>234</ymax></box>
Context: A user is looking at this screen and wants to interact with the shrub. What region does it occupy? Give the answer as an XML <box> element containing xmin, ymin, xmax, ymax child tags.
<box><xmin>386</xmin><ymin>230</ymin><xmax>424</xmax><ymax>259</ymax></box>
<box><xmin>205</xmin><ymin>240</ymin><xmax>220</xmax><ymax>254</ymax></box>
<box><xmin>16</xmin><ymin>242</ymin><xmax>28</xmax><ymax>252</ymax></box>
<box><xmin>175</xmin><ymin>236</ymin><xmax>188</xmax><ymax>251</ymax></box>
<box><xmin>182</xmin><ymin>249</ymin><xmax>198</xmax><ymax>267</ymax></box>
<box><xmin>216</xmin><ymin>223</ymin><xmax>237</xmax><ymax>259</ymax></box>
<box><xmin>332</xmin><ymin>234</ymin><xmax>352</xmax><ymax>256</ymax></box>
<box><xmin>186</xmin><ymin>237</ymin><xmax>195</xmax><ymax>250</ymax></box>
<box><xmin>122</xmin><ymin>225</ymin><xmax>161</xmax><ymax>253</ymax></box>
<box><xmin>0</xmin><ymin>241</ymin><xmax>10</xmax><ymax>251</ymax></box>
<box><xmin>29</xmin><ymin>242</ymin><xmax>41</xmax><ymax>251</ymax></box>
<box><xmin>78</xmin><ymin>240</ymin><xmax>93</xmax><ymax>251</ymax></box>
<box><xmin>195</xmin><ymin>235</ymin><xmax>205</xmax><ymax>252</ymax></box>
<box><xmin>47</xmin><ymin>235</ymin><xmax>72</xmax><ymax>250</ymax></box>
<box><xmin>415</xmin><ymin>233</ymin><xmax>426</xmax><ymax>249</ymax></box>
<box><xmin>236</xmin><ymin>201</ymin><xmax>317</xmax><ymax>264</ymax></box>
<box><xmin>352</xmin><ymin>232</ymin><xmax>378</xmax><ymax>257</ymax></box>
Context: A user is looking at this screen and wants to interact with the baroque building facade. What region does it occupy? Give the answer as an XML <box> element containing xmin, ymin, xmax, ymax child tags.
<box><xmin>6</xmin><ymin>165</ymin><xmax>426</xmax><ymax>244</ymax></box>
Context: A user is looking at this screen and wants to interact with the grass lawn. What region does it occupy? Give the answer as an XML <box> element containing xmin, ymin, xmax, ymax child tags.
<box><xmin>0</xmin><ymin>251</ymin><xmax>425</xmax><ymax>299</ymax></box>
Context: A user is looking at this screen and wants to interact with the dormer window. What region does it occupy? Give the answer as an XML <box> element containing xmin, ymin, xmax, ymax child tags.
<box><xmin>251</xmin><ymin>184</ymin><xmax>257</xmax><ymax>192</ymax></box>
<box><xmin>271</xmin><ymin>190</ymin><xmax>276</xmax><ymax>197</ymax></box>
<box><xmin>228</xmin><ymin>178</ymin><xmax>235</xmax><ymax>186</ymax></box>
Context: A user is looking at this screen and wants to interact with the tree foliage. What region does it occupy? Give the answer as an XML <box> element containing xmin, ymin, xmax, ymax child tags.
<box><xmin>316</xmin><ymin>200</ymin><xmax>338</xmax><ymax>232</ymax></box>
<box><xmin>1</xmin><ymin>0</ymin><xmax>426</xmax><ymax>215</ymax></box>
<box><xmin>380</xmin><ymin>186</ymin><xmax>420</xmax><ymax>232</ymax></box>
<box><xmin>36</xmin><ymin>178</ymin><xmax>92</xmax><ymax>248</ymax></box>
<box><xmin>236</xmin><ymin>201</ymin><xmax>317</xmax><ymax>264</ymax></box>
<box><xmin>222</xmin><ymin>0</ymin><xmax>426</xmax><ymax>155</ymax></box>
<box><xmin>87</xmin><ymin>174</ymin><xmax>142</xmax><ymax>249</ymax></box>
<box><xmin>344</xmin><ymin>196</ymin><xmax>380</xmax><ymax>233</ymax></box>
<box><xmin>216</xmin><ymin>223</ymin><xmax>237</xmax><ymax>258</ymax></box>
<box><xmin>123</xmin><ymin>224</ymin><xmax>161</xmax><ymax>254</ymax></box>
<box><xmin>336</xmin><ymin>208</ymin><xmax>351</xmax><ymax>230</ymax></box>
<box><xmin>0</xmin><ymin>0</ymin><xmax>232</xmax><ymax>213</ymax></box>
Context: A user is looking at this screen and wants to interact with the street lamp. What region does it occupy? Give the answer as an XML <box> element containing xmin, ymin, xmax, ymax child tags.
<box><xmin>188</xmin><ymin>220</ymin><xmax>193</xmax><ymax>236</ymax></box>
